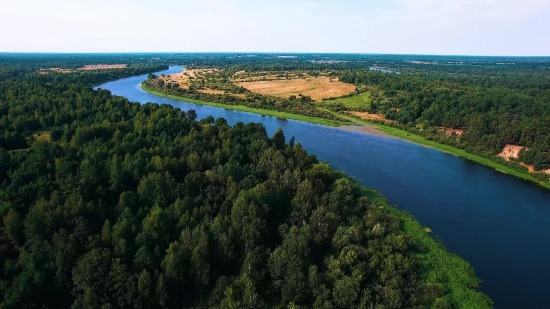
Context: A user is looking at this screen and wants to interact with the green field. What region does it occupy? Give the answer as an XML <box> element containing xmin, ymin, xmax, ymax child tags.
<box><xmin>322</xmin><ymin>90</ymin><xmax>372</xmax><ymax>108</ymax></box>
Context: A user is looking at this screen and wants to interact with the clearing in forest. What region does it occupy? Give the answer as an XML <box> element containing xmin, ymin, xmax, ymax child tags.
<box><xmin>234</xmin><ymin>74</ymin><xmax>355</xmax><ymax>101</ymax></box>
<box><xmin>498</xmin><ymin>144</ymin><xmax>550</xmax><ymax>174</ymax></box>
<box><xmin>160</xmin><ymin>69</ymin><xmax>217</xmax><ymax>89</ymax></box>
<box><xmin>31</xmin><ymin>131</ymin><xmax>51</xmax><ymax>142</ymax></box>
<box><xmin>322</xmin><ymin>91</ymin><xmax>372</xmax><ymax>109</ymax></box>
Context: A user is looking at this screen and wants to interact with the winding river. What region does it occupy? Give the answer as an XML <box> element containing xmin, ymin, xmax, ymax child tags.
<box><xmin>96</xmin><ymin>66</ymin><xmax>550</xmax><ymax>308</ymax></box>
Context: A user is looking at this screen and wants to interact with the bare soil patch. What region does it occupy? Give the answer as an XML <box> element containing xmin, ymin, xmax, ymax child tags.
<box><xmin>347</xmin><ymin>111</ymin><xmax>394</xmax><ymax>122</ymax></box>
<box><xmin>498</xmin><ymin>144</ymin><xmax>524</xmax><ymax>160</ymax></box>
<box><xmin>197</xmin><ymin>89</ymin><xmax>226</xmax><ymax>95</ymax></box>
<box><xmin>497</xmin><ymin>144</ymin><xmax>550</xmax><ymax>174</ymax></box>
<box><xmin>160</xmin><ymin>69</ymin><xmax>216</xmax><ymax>89</ymax></box>
<box><xmin>440</xmin><ymin>127</ymin><xmax>464</xmax><ymax>136</ymax></box>
<box><xmin>82</xmin><ymin>64</ymin><xmax>127</xmax><ymax>70</ymax></box>
<box><xmin>235</xmin><ymin>77</ymin><xmax>355</xmax><ymax>101</ymax></box>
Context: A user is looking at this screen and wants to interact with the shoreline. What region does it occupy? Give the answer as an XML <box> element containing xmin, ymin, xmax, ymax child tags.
<box><xmin>141</xmin><ymin>80</ymin><xmax>550</xmax><ymax>190</ymax></box>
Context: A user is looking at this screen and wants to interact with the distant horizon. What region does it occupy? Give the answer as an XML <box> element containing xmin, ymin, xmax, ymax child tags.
<box><xmin>1</xmin><ymin>52</ymin><xmax>549</xmax><ymax>58</ymax></box>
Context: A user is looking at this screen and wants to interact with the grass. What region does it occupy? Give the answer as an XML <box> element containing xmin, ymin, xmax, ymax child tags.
<box><xmin>371</xmin><ymin>123</ymin><xmax>550</xmax><ymax>189</ymax></box>
<box><xmin>141</xmin><ymin>83</ymin><xmax>350</xmax><ymax>127</ymax></box>
<box><xmin>234</xmin><ymin>76</ymin><xmax>356</xmax><ymax>101</ymax></box>
<box><xmin>321</xmin><ymin>90</ymin><xmax>372</xmax><ymax>109</ymax></box>
<box><xmin>360</xmin><ymin>187</ymin><xmax>494</xmax><ymax>309</ymax></box>
<box><xmin>31</xmin><ymin>131</ymin><xmax>51</xmax><ymax>142</ymax></box>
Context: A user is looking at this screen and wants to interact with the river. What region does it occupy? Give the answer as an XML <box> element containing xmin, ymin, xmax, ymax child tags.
<box><xmin>95</xmin><ymin>66</ymin><xmax>550</xmax><ymax>308</ymax></box>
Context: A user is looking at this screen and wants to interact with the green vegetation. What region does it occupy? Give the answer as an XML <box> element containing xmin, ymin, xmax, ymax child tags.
<box><xmin>0</xmin><ymin>55</ymin><xmax>493</xmax><ymax>308</ymax></box>
<box><xmin>363</xmin><ymin>121</ymin><xmax>550</xmax><ymax>188</ymax></box>
<box><xmin>322</xmin><ymin>90</ymin><xmax>372</xmax><ymax>109</ymax></box>
<box><xmin>362</xmin><ymin>188</ymin><xmax>492</xmax><ymax>308</ymax></box>
<box><xmin>141</xmin><ymin>83</ymin><xmax>348</xmax><ymax>127</ymax></box>
<box><xmin>146</xmin><ymin>55</ymin><xmax>550</xmax><ymax>188</ymax></box>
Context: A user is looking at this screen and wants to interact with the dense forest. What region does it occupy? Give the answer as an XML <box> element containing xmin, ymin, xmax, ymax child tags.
<box><xmin>337</xmin><ymin>67</ymin><xmax>550</xmax><ymax>171</ymax></box>
<box><xmin>0</xmin><ymin>55</ymin><xmax>492</xmax><ymax>308</ymax></box>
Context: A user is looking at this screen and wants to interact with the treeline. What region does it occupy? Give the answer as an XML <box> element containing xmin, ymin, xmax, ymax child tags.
<box><xmin>338</xmin><ymin>69</ymin><xmax>550</xmax><ymax>170</ymax></box>
<box><xmin>0</xmin><ymin>57</ymin><xmax>493</xmax><ymax>308</ymax></box>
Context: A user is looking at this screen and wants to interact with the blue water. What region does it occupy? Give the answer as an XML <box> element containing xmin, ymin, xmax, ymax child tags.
<box><xmin>96</xmin><ymin>66</ymin><xmax>550</xmax><ymax>308</ymax></box>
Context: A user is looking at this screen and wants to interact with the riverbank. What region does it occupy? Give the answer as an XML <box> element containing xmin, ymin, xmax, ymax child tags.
<box><xmin>141</xmin><ymin>82</ymin><xmax>550</xmax><ymax>190</ymax></box>
<box><xmin>359</xmin><ymin>186</ymin><xmax>493</xmax><ymax>308</ymax></box>
<box><xmin>141</xmin><ymin>83</ymin><xmax>349</xmax><ymax>127</ymax></box>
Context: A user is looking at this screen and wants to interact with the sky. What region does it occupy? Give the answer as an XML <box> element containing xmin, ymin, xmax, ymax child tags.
<box><xmin>1</xmin><ymin>0</ymin><xmax>549</xmax><ymax>56</ymax></box>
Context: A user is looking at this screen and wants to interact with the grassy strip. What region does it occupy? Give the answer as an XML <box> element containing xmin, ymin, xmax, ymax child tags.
<box><xmin>329</xmin><ymin>109</ymin><xmax>550</xmax><ymax>189</ymax></box>
<box><xmin>141</xmin><ymin>83</ymin><xmax>349</xmax><ymax>127</ymax></box>
<box><xmin>360</xmin><ymin>187</ymin><xmax>494</xmax><ymax>309</ymax></box>
<box><xmin>372</xmin><ymin>123</ymin><xmax>550</xmax><ymax>189</ymax></box>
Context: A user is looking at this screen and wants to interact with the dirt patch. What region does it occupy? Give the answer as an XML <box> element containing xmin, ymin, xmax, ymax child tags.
<box><xmin>233</xmin><ymin>70</ymin><xmax>246</xmax><ymax>77</ymax></box>
<box><xmin>347</xmin><ymin>111</ymin><xmax>394</xmax><ymax>122</ymax></box>
<box><xmin>440</xmin><ymin>127</ymin><xmax>464</xmax><ymax>136</ymax></box>
<box><xmin>197</xmin><ymin>89</ymin><xmax>226</xmax><ymax>95</ymax></box>
<box><xmin>160</xmin><ymin>69</ymin><xmax>216</xmax><ymax>89</ymax></box>
<box><xmin>498</xmin><ymin>144</ymin><xmax>524</xmax><ymax>160</ymax></box>
<box><xmin>497</xmin><ymin>144</ymin><xmax>550</xmax><ymax>174</ymax></box>
<box><xmin>82</xmin><ymin>64</ymin><xmax>127</xmax><ymax>70</ymax></box>
<box><xmin>235</xmin><ymin>77</ymin><xmax>355</xmax><ymax>101</ymax></box>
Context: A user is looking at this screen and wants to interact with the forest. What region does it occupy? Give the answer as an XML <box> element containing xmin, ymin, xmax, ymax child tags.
<box><xmin>0</xmin><ymin>55</ymin><xmax>493</xmax><ymax>308</ymax></box>
<box><xmin>142</xmin><ymin>54</ymin><xmax>550</xmax><ymax>179</ymax></box>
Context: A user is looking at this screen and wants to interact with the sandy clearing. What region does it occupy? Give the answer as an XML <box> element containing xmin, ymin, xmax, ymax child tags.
<box><xmin>497</xmin><ymin>144</ymin><xmax>550</xmax><ymax>174</ymax></box>
<box><xmin>197</xmin><ymin>89</ymin><xmax>226</xmax><ymax>95</ymax></box>
<box><xmin>235</xmin><ymin>77</ymin><xmax>355</xmax><ymax>101</ymax></box>
<box><xmin>160</xmin><ymin>68</ymin><xmax>217</xmax><ymax>89</ymax></box>
<box><xmin>347</xmin><ymin>111</ymin><xmax>394</xmax><ymax>122</ymax></box>
<box><xmin>498</xmin><ymin>144</ymin><xmax>525</xmax><ymax>160</ymax></box>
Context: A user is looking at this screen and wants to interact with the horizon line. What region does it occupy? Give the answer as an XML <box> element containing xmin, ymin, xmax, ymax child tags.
<box><xmin>1</xmin><ymin>51</ymin><xmax>550</xmax><ymax>58</ymax></box>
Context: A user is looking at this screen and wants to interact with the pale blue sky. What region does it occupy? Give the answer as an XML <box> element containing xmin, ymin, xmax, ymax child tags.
<box><xmin>1</xmin><ymin>0</ymin><xmax>549</xmax><ymax>55</ymax></box>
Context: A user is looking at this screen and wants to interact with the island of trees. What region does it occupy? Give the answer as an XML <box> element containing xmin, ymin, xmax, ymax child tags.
<box><xmin>0</xmin><ymin>55</ymin><xmax>493</xmax><ymax>308</ymax></box>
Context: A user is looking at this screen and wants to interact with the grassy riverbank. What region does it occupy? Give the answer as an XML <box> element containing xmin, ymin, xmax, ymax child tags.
<box><xmin>370</xmin><ymin>122</ymin><xmax>550</xmax><ymax>189</ymax></box>
<box><xmin>143</xmin><ymin>83</ymin><xmax>550</xmax><ymax>190</ymax></box>
<box><xmin>141</xmin><ymin>83</ymin><xmax>349</xmax><ymax>127</ymax></box>
<box><xmin>360</xmin><ymin>187</ymin><xmax>493</xmax><ymax>309</ymax></box>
